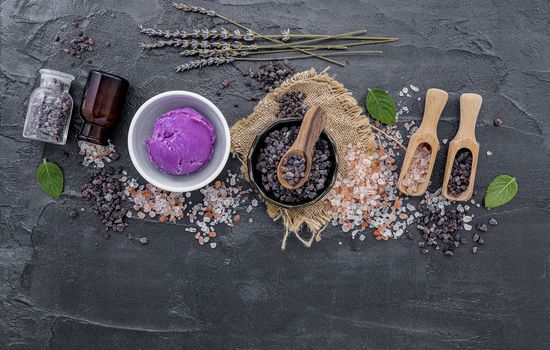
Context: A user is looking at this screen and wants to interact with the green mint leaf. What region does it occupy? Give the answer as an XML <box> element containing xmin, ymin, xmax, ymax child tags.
<box><xmin>484</xmin><ymin>175</ymin><xmax>518</xmax><ymax>208</ymax></box>
<box><xmin>366</xmin><ymin>88</ymin><xmax>397</xmax><ymax>125</ymax></box>
<box><xmin>36</xmin><ymin>158</ymin><xmax>64</xmax><ymax>199</ymax></box>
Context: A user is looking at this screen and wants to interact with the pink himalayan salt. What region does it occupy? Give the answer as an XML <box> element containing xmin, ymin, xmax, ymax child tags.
<box><xmin>402</xmin><ymin>144</ymin><xmax>431</xmax><ymax>193</ymax></box>
<box><xmin>325</xmin><ymin>143</ymin><xmax>413</xmax><ymax>240</ymax></box>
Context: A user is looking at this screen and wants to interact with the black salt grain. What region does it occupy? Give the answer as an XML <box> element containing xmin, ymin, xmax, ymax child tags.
<box><xmin>447</xmin><ymin>148</ymin><xmax>473</xmax><ymax>196</ymax></box>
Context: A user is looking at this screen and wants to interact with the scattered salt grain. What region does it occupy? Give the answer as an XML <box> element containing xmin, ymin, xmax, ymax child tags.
<box><xmin>187</xmin><ymin>171</ymin><xmax>253</xmax><ymax>246</ymax></box>
<box><xmin>125</xmin><ymin>179</ymin><xmax>187</xmax><ymax>223</ymax></box>
<box><xmin>487</xmin><ymin>151</ymin><xmax>493</xmax><ymax>156</ymax></box>
<box><xmin>79</xmin><ymin>140</ymin><xmax>118</xmax><ymax>168</ymax></box>
<box><xmin>125</xmin><ymin>170</ymin><xmax>256</xmax><ymax>247</ymax></box>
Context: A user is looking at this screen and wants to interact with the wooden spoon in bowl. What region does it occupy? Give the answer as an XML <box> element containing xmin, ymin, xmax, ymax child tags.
<box><xmin>442</xmin><ymin>93</ymin><xmax>483</xmax><ymax>201</ymax></box>
<box><xmin>397</xmin><ymin>88</ymin><xmax>448</xmax><ymax>196</ymax></box>
<box><xmin>277</xmin><ymin>106</ymin><xmax>327</xmax><ymax>190</ymax></box>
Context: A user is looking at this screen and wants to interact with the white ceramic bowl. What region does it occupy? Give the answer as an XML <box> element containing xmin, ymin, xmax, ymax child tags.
<box><xmin>128</xmin><ymin>91</ymin><xmax>230</xmax><ymax>192</ymax></box>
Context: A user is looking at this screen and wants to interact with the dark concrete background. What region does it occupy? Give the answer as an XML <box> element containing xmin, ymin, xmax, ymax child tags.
<box><xmin>1</xmin><ymin>0</ymin><xmax>550</xmax><ymax>349</ymax></box>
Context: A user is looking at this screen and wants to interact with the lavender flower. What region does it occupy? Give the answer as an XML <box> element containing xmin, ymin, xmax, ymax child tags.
<box><xmin>172</xmin><ymin>3</ymin><xmax>216</xmax><ymax>16</ymax></box>
<box><xmin>141</xmin><ymin>39</ymin><xmax>240</xmax><ymax>50</ymax></box>
<box><xmin>175</xmin><ymin>56</ymin><xmax>235</xmax><ymax>72</ymax></box>
<box><xmin>180</xmin><ymin>48</ymin><xmax>258</xmax><ymax>58</ymax></box>
<box><xmin>140</xmin><ymin>25</ymin><xmax>256</xmax><ymax>42</ymax></box>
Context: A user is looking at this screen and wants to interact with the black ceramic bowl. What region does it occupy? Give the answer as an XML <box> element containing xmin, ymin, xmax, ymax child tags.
<box><xmin>248</xmin><ymin>117</ymin><xmax>339</xmax><ymax>209</ymax></box>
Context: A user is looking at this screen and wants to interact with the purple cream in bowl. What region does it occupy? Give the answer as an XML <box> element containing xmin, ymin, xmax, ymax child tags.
<box><xmin>146</xmin><ymin>107</ymin><xmax>216</xmax><ymax>175</ymax></box>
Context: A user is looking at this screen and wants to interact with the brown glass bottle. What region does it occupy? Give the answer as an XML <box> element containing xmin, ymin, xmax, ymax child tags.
<box><xmin>78</xmin><ymin>70</ymin><xmax>129</xmax><ymax>145</ymax></box>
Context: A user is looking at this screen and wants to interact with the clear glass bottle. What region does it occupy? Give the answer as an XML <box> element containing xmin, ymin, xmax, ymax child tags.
<box><xmin>22</xmin><ymin>69</ymin><xmax>75</xmax><ymax>145</ymax></box>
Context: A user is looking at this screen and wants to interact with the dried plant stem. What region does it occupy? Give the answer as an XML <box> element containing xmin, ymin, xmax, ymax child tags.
<box><xmin>249</xmin><ymin>44</ymin><xmax>348</xmax><ymax>50</ymax></box>
<box><xmin>246</xmin><ymin>48</ymin><xmax>343</xmax><ymax>56</ymax></box>
<box><xmin>172</xmin><ymin>2</ymin><xmax>346</xmax><ymax>66</ymax></box>
<box><xmin>261</xmin><ymin>30</ymin><xmax>368</xmax><ymax>49</ymax></box>
<box><xmin>369</xmin><ymin>124</ymin><xmax>406</xmax><ymax>149</ymax></box>
<box><xmin>245</xmin><ymin>39</ymin><xmax>397</xmax><ymax>52</ymax></box>
<box><xmin>341</xmin><ymin>39</ymin><xmax>398</xmax><ymax>47</ymax></box>
<box><xmin>267</xmin><ymin>34</ymin><xmax>399</xmax><ymax>41</ymax></box>
<box><xmin>235</xmin><ymin>50</ymin><xmax>382</xmax><ymax>61</ymax></box>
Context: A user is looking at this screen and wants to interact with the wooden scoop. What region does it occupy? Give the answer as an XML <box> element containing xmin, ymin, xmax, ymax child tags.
<box><xmin>442</xmin><ymin>93</ymin><xmax>483</xmax><ymax>201</ymax></box>
<box><xmin>277</xmin><ymin>106</ymin><xmax>327</xmax><ymax>190</ymax></box>
<box><xmin>397</xmin><ymin>88</ymin><xmax>448</xmax><ymax>196</ymax></box>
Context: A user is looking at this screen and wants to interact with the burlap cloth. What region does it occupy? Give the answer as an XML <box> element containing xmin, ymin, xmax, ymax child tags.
<box><xmin>231</xmin><ymin>68</ymin><xmax>375</xmax><ymax>249</ymax></box>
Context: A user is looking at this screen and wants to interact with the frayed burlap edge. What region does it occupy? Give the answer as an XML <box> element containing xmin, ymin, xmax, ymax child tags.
<box><xmin>231</xmin><ymin>68</ymin><xmax>375</xmax><ymax>249</ymax></box>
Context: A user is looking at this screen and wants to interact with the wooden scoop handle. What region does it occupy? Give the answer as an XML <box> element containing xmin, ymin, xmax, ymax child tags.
<box><xmin>417</xmin><ymin>88</ymin><xmax>448</xmax><ymax>134</ymax></box>
<box><xmin>293</xmin><ymin>106</ymin><xmax>327</xmax><ymax>158</ymax></box>
<box><xmin>456</xmin><ymin>93</ymin><xmax>483</xmax><ymax>140</ymax></box>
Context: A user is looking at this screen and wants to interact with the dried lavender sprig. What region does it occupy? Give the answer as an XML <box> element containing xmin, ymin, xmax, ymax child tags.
<box><xmin>181</xmin><ymin>46</ymin><xmax>348</xmax><ymax>58</ymax></box>
<box><xmin>145</xmin><ymin>30</ymin><xmax>365</xmax><ymax>51</ymax></box>
<box><xmin>172</xmin><ymin>2</ymin><xmax>346</xmax><ymax>66</ymax></box>
<box><xmin>180</xmin><ymin>43</ymin><xmax>348</xmax><ymax>58</ymax></box>
<box><xmin>175</xmin><ymin>50</ymin><xmax>383</xmax><ymax>72</ymax></box>
<box><xmin>176</xmin><ymin>56</ymin><xmax>235</xmax><ymax>72</ymax></box>
<box><xmin>139</xmin><ymin>26</ymin><xmax>256</xmax><ymax>41</ymax></box>
<box><xmin>172</xmin><ymin>3</ymin><xmax>216</xmax><ymax>16</ymax></box>
<box><xmin>181</xmin><ymin>48</ymin><xmax>252</xmax><ymax>57</ymax></box>
<box><xmin>140</xmin><ymin>25</ymin><xmax>395</xmax><ymax>42</ymax></box>
<box><xmin>140</xmin><ymin>39</ymin><xmax>245</xmax><ymax>50</ymax></box>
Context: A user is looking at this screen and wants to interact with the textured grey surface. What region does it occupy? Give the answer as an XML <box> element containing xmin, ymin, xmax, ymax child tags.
<box><xmin>1</xmin><ymin>0</ymin><xmax>550</xmax><ymax>349</ymax></box>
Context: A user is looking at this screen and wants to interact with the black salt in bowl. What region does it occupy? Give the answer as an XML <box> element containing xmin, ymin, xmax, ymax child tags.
<box><xmin>248</xmin><ymin>117</ymin><xmax>338</xmax><ymax>209</ymax></box>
